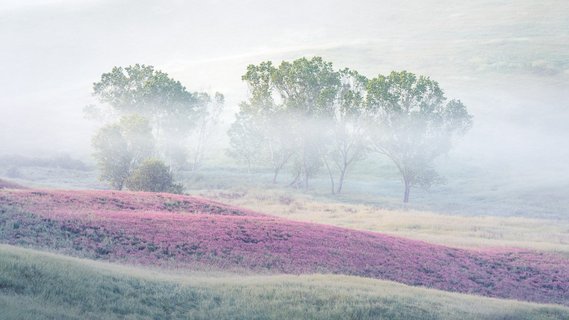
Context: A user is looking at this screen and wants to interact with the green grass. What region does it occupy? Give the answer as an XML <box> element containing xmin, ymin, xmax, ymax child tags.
<box><xmin>4</xmin><ymin>154</ymin><xmax>569</xmax><ymax>220</ymax></box>
<box><xmin>1</xmin><ymin>244</ymin><xmax>568</xmax><ymax>320</ymax></box>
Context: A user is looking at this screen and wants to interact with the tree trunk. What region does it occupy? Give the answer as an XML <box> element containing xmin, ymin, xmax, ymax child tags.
<box><xmin>272</xmin><ymin>167</ymin><xmax>280</xmax><ymax>184</ymax></box>
<box><xmin>301</xmin><ymin>150</ymin><xmax>309</xmax><ymax>191</ymax></box>
<box><xmin>289</xmin><ymin>171</ymin><xmax>301</xmax><ymax>188</ymax></box>
<box><xmin>322</xmin><ymin>158</ymin><xmax>335</xmax><ymax>195</ymax></box>
<box><xmin>336</xmin><ymin>167</ymin><xmax>346</xmax><ymax>194</ymax></box>
<box><xmin>403</xmin><ymin>180</ymin><xmax>411</xmax><ymax>203</ymax></box>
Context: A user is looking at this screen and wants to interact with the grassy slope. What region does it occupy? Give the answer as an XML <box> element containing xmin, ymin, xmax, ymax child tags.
<box><xmin>2</xmin><ymin>189</ymin><xmax>568</xmax><ymax>305</ymax></box>
<box><xmin>0</xmin><ymin>179</ymin><xmax>25</xmax><ymax>190</ymax></box>
<box><xmin>199</xmin><ymin>188</ymin><xmax>569</xmax><ymax>256</ymax></box>
<box><xmin>3</xmin><ymin>168</ymin><xmax>568</xmax><ymax>255</ymax></box>
<box><xmin>4</xmin><ymin>169</ymin><xmax>568</xmax><ymax>256</ymax></box>
<box><xmin>1</xmin><ymin>244</ymin><xmax>568</xmax><ymax>320</ymax></box>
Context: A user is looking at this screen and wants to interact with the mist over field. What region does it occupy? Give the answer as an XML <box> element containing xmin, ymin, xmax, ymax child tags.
<box><xmin>2</xmin><ymin>0</ymin><xmax>568</xmax><ymax>157</ymax></box>
<box><xmin>1</xmin><ymin>0</ymin><xmax>568</xmax><ymax>218</ymax></box>
<box><xmin>0</xmin><ymin>0</ymin><xmax>569</xmax><ymax>219</ymax></box>
<box><xmin>1</xmin><ymin>2</ymin><xmax>569</xmax><ymax>319</ymax></box>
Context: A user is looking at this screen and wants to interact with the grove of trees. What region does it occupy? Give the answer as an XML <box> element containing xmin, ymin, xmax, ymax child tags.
<box><xmin>87</xmin><ymin>64</ymin><xmax>224</xmax><ymax>193</ymax></box>
<box><xmin>88</xmin><ymin>59</ymin><xmax>472</xmax><ymax>202</ymax></box>
<box><xmin>228</xmin><ymin>57</ymin><xmax>473</xmax><ymax>202</ymax></box>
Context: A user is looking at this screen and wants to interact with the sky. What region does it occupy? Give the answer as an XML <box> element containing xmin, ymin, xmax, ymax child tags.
<box><xmin>1</xmin><ymin>0</ymin><xmax>568</xmax><ymax>174</ymax></box>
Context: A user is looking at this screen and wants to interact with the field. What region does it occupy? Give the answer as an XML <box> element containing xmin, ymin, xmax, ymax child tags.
<box><xmin>1</xmin><ymin>189</ymin><xmax>568</xmax><ymax>307</ymax></box>
<box><xmin>5</xmin><ymin>160</ymin><xmax>569</xmax><ymax>219</ymax></box>
<box><xmin>2</xmin><ymin>1</ymin><xmax>568</xmax><ymax>318</ymax></box>
<box><xmin>2</xmin><ymin>244</ymin><xmax>569</xmax><ymax>320</ymax></box>
<box><xmin>1</xmin><ymin>167</ymin><xmax>568</xmax><ymax>319</ymax></box>
<box><xmin>199</xmin><ymin>188</ymin><xmax>569</xmax><ymax>256</ymax></box>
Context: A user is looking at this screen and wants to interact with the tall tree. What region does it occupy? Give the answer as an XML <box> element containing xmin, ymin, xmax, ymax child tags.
<box><xmin>227</xmin><ymin>111</ymin><xmax>265</xmax><ymax>174</ymax></box>
<box><xmin>236</xmin><ymin>57</ymin><xmax>371</xmax><ymax>191</ymax></box>
<box><xmin>262</xmin><ymin>112</ymin><xmax>297</xmax><ymax>183</ymax></box>
<box><xmin>366</xmin><ymin>71</ymin><xmax>473</xmax><ymax>203</ymax></box>
<box><xmin>92</xmin><ymin>64</ymin><xmax>197</xmax><ymax>128</ymax></box>
<box><xmin>188</xmin><ymin>92</ymin><xmax>225</xmax><ymax>172</ymax></box>
<box><xmin>258</xmin><ymin>57</ymin><xmax>341</xmax><ymax>189</ymax></box>
<box><xmin>91</xmin><ymin>64</ymin><xmax>217</xmax><ymax>167</ymax></box>
<box><xmin>238</xmin><ymin>61</ymin><xmax>297</xmax><ymax>184</ymax></box>
<box><xmin>324</xmin><ymin>68</ymin><xmax>369</xmax><ymax>194</ymax></box>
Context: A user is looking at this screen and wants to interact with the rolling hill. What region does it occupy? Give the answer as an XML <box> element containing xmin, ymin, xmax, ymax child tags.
<box><xmin>1</xmin><ymin>244</ymin><xmax>568</xmax><ymax>320</ymax></box>
<box><xmin>1</xmin><ymin>189</ymin><xmax>568</xmax><ymax>306</ymax></box>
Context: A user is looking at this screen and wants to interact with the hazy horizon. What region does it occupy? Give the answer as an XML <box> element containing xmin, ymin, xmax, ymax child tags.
<box><xmin>1</xmin><ymin>0</ymin><xmax>568</xmax><ymax>176</ymax></box>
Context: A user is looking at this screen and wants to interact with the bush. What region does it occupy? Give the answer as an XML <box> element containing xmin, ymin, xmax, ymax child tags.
<box><xmin>125</xmin><ymin>160</ymin><xmax>183</xmax><ymax>194</ymax></box>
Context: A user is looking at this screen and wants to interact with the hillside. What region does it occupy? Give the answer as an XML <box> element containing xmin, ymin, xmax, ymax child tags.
<box><xmin>1</xmin><ymin>189</ymin><xmax>568</xmax><ymax>306</ymax></box>
<box><xmin>0</xmin><ymin>179</ymin><xmax>25</xmax><ymax>190</ymax></box>
<box><xmin>1</xmin><ymin>244</ymin><xmax>568</xmax><ymax>320</ymax></box>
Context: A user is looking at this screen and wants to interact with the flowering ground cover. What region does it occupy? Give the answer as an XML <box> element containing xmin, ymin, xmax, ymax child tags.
<box><xmin>0</xmin><ymin>189</ymin><xmax>568</xmax><ymax>306</ymax></box>
<box><xmin>3</xmin><ymin>244</ymin><xmax>569</xmax><ymax>320</ymax></box>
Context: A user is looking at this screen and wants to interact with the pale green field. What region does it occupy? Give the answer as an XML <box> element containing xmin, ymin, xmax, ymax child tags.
<box><xmin>1</xmin><ymin>244</ymin><xmax>568</xmax><ymax>320</ymax></box>
<box><xmin>199</xmin><ymin>188</ymin><xmax>569</xmax><ymax>256</ymax></box>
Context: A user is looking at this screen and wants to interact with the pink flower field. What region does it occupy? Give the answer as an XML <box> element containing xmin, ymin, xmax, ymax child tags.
<box><xmin>1</xmin><ymin>189</ymin><xmax>568</xmax><ymax>306</ymax></box>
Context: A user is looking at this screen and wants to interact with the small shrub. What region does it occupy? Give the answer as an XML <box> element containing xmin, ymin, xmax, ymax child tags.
<box><xmin>126</xmin><ymin>159</ymin><xmax>183</xmax><ymax>194</ymax></box>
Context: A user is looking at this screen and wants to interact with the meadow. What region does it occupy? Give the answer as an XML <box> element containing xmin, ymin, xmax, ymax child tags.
<box><xmin>1</xmin><ymin>189</ymin><xmax>568</xmax><ymax>306</ymax></box>
<box><xmin>1</xmin><ymin>162</ymin><xmax>568</xmax><ymax>319</ymax></box>
<box><xmin>1</xmin><ymin>1</ymin><xmax>568</xmax><ymax>319</ymax></box>
<box><xmin>5</xmin><ymin>159</ymin><xmax>569</xmax><ymax>220</ymax></box>
<box><xmin>2</xmin><ymin>244</ymin><xmax>569</xmax><ymax>320</ymax></box>
<box><xmin>199</xmin><ymin>188</ymin><xmax>569</xmax><ymax>256</ymax></box>
<box><xmin>3</xmin><ymin>167</ymin><xmax>569</xmax><ymax>252</ymax></box>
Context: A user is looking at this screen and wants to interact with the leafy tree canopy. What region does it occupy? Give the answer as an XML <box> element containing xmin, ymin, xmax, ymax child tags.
<box><xmin>366</xmin><ymin>71</ymin><xmax>473</xmax><ymax>202</ymax></box>
<box><xmin>92</xmin><ymin>64</ymin><xmax>199</xmax><ymax>119</ymax></box>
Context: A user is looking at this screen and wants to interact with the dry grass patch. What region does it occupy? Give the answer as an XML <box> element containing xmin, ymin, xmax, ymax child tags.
<box><xmin>199</xmin><ymin>188</ymin><xmax>569</xmax><ymax>256</ymax></box>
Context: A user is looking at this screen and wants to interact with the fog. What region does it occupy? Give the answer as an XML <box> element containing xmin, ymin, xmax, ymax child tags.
<box><xmin>1</xmin><ymin>0</ymin><xmax>568</xmax><ymax>189</ymax></box>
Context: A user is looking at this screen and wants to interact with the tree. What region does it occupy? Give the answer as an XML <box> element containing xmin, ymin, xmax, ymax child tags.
<box><xmin>227</xmin><ymin>111</ymin><xmax>265</xmax><ymax>174</ymax></box>
<box><xmin>273</xmin><ymin>57</ymin><xmax>340</xmax><ymax>189</ymax></box>
<box><xmin>235</xmin><ymin>57</ymin><xmax>371</xmax><ymax>192</ymax></box>
<box><xmin>92</xmin><ymin>124</ymin><xmax>130</xmax><ymax>190</ymax></box>
<box><xmin>92</xmin><ymin>115</ymin><xmax>154</xmax><ymax>190</ymax></box>
<box><xmin>92</xmin><ymin>64</ymin><xmax>197</xmax><ymax>125</ymax></box>
<box><xmin>237</xmin><ymin>62</ymin><xmax>297</xmax><ymax>183</ymax></box>
<box><xmin>263</xmin><ymin>112</ymin><xmax>297</xmax><ymax>183</ymax></box>
<box><xmin>324</xmin><ymin>68</ymin><xmax>369</xmax><ymax>194</ymax></box>
<box><xmin>125</xmin><ymin>159</ymin><xmax>183</xmax><ymax>193</ymax></box>
<box><xmin>91</xmin><ymin>64</ymin><xmax>216</xmax><ymax>166</ymax></box>
<box><xmin>240</xmin><ymin>57</ymin><xmax>342</xmax><ymax>190</ymax></box>
<box><xmin>188</xmin><ymin>92</ymin><xmax>225</xmax><ymax>172</ymax></box>
<box><xmin>365</xmin><ymin>71</ymin><xmax>473</xmax><ymax>203</ymax></box>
